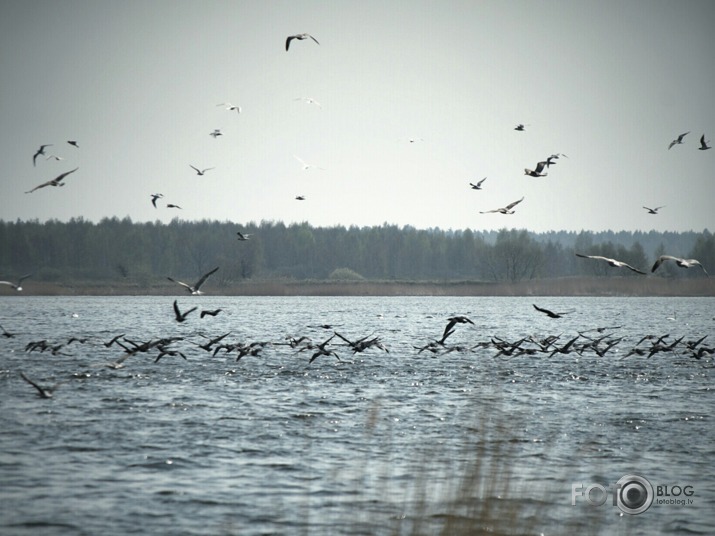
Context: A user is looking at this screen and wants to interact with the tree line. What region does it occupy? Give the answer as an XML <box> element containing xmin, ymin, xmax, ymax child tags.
<box><xmin>0</xmin><ymin>218</ymin><xmax>712</xmax><ymax>284</ymax></box>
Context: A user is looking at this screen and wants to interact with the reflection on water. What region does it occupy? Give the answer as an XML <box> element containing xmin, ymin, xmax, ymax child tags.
<box><xmin>0</xmin><ymin>296</ymin><xmax>713</xmax><ymax>535</ymax></box>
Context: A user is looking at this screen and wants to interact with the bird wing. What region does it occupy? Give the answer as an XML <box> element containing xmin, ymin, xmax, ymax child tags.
<box><xmin>25</xmin><ymin>180</ymin><xmax>53</xmax><ymax>193</ymax></box>
<box><xmin>651</xmin><ymin>255</ymin><xmax>677</xmax><ymax>272</ymax></box>
<box><xmin>285</xmin><ymin>36</ymin><xmax>295</xmax><ymax>51</ymax></box>
<box><xmin>54</xmin><ymin>167</ymin><xmax>79</xmax><ymax>184</ymax></box>
<box><xmin>193</xmin><ymin>267</ymin><xmax>219</xmax><ymax>290</ymax></box>
<box><xmin>173</xmin><ymin>300</ymin><xmax>182</xmax><ymax>318</ymax></box>
<box><xmin>533</xmin><ymin>304</ymin><xmax>556</xmax><ymax>316</ymax></box>
<box><xmin>309</xmin><ymin>34</ymin><xmax>320</xmax><ymax>45</ymax></box>
<box><xmin>20</xmin><ymin>372</ymin><xmax>49</xmax><ymax>397</ymax></box>
<box><xmin>0</xmin><ymin>281</ymin><xmax>18</xmax><ymax>289</ymax></box>
<box><xmin>477</xmin><ymin>177</ymin><xmax>486</xmax><ymax>186</ymax></box>
<box><xmin>534</xmin><ymin>161</ymin><xmax>547</xmax><ymax>174</ymax></box>
<box><xmin>624</xmin><ymin>263</ymin><xmax>647</xmax><ymax>275</ymax></box>
<box><xmin>190</xmin><ymin>165</ymin><xmax>200</xmax><ymax>173</ymax></box>
<box><xmin>168</xmin><ymin>277</ymin><xmax>192</xmax><ymax>291</ymax></box>
<box><xmin>505</xmin><ymin>197</ymin><xmax>524</xmax><ymax>210</ymax></box>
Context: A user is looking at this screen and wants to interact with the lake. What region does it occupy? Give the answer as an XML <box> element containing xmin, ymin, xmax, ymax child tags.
<box><xmin>1</xmin><ymin>296</ymin><xmax>713</xmax><ymax>535</ymax></box>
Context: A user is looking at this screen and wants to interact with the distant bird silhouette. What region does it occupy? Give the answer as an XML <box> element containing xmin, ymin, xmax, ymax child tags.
<box><xmin>236</xmin><ymin>231</ymin><xmax>252</xmax><ymax>241</ymax></box>
<box><xmin>698</xmin><ymin>134</ymin><xmax>711</xmax><ymax>150</ymax></box>
<box><xmin>514</xmin><ymin>124</ymin><xmax>526</xmax><ymax>131</ymax></box>
<box><xmin>150</xmin><ymin>193</ymin><xmax>163</xmax><ymax>208</ymax></box>
<box><xmin>308</xmin><ymin>334</ymin><xmax>340</xmax><ymax>364</ymax></box>
<box><xmin>45</xmin><ymin>154</ymin><xmax>64</xmax><ymax>162</ymax></box>
<box><xmin>173</xmin><ymin>300</ymin><xmax>198</xmax><ymax>322</ymax></box>
<box><xmin>216</xmin><ymin>102</ymin><xmax>241</xmax><ymax>113</ymax></box>
<box><xmin>0</xmin><ymin>323</ymin><xmax>15</xmax><ymax>338</ymax></box>
<box><xmin>668</xmin><ymin>131</ymin><xmax>689</xmax><ymax>149</ymax></box>
<box><xmin>469</xmin><ymin>178</ymin><xmax>486</xmax><ymax>190</ymax></box>
<box><xmin>167</xmin><ymin>266</ymin><xmax>219</xmax><ymax>295</ymax></box>
<box><xmin>210</xmin><ymin>129</ymin><xmax>222</xmax><ymax>138</ymax></box>
<box><xmin>20</xmin><ymin>372</ymin><xmax>63</xmax><ymax>399</ymax></box>
<box><xmin>166</xmin><ymin>203</ymin><xmax>182</xmax><ymax>209</ymax></box>
<box><xmin>295</xmin><ymin>195</ymin><xmax>306</xmax><ymax>201</ymax></box>
<box><xmin>67</xmin><ymin>140</ymin><xmax>79</xmax><ymax>148</ymax></box>
<box><xmin>25</xmin><ymin>168</ymin><xmax>79</xmax><ymax>193</ymax></box>
<box><xmin>480</xmin><ymin>196</ymin><xmax>524</xmax><ymax>215</ymax></box>
<box><xmin>576</xmin><ymin>253</ymin><xmax>647</xmax><ymax>274</ymax></box>
<box><xmin>32</xmin><ymin>144</ymin><xmax>53</xmax><ymax>166</ymax></box>
<box><xmin>524</xmin><ymin>161</ymin><xmax>548</xmax><ymax>177</ymax></box>
<box><xmin>293</xmin><ymin>154</ymin><xmax>325</xmax><ymax>170</ymax></box>
<box><xmin>441</xmin><ymin>315</ymin><xmax>474</xmax><ymax>342</ymax></box>
<box><xmin>651</xmin><ymin>255</ymin><xmax>709</xmax><ymax>276</ymax></box>
<box><xmin>643</xmin><ymin>205</ymin><xmax>665</xmax><ymax>214</ymax></box>
<box><xmin>286</xmin><ymin>33</ymin><xmax>320</xmax><ymax>51</ymax></box>
<box><xmin>533</xmin><ymin>304</ymin><xmax>572</xmax><ymax>318</ymax></box>
<box><xmin>545</xmin><ymin>153</ymin><xmax>567</xmax><ymax>167</ymax></box>
<box><xmin>200</xmin><ymin>308</ymin><xmax>223</xmax><ymax>318</ymax></box>
<box><xmin>190</xmin><ymin>165</ymin><xmax>214</xmax><ymax>176</ymax></box>
<box><xmin>0</xmin><ymin>273</ymin><xmax>32</xmax><ymax>291</ymax></box>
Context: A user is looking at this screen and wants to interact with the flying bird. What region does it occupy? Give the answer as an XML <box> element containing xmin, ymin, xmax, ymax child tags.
<box><xmin>167</xmin><ymin>266</ymin><xmax>219</xmax><ymax>295</ymax></box>
<box><xmin>32</xmin><ymin>144</ymin><xmax>53</xmax><ymax>166</ymax></box>
<box><xmin>25</xmin><ymin>168</ymin><xmax>79</xmax><ymax>193</ymax></box>
<box><xmin>173</xmin><ymin>300</ymin><xmax>198</xmax><ymax>322</ymax></box>
<box><xmin>236</xmin><ymin>231</ymin><xmax>252</xmax><ymax>241</ymax></box>
<box><xmin>216</xmin><ymin>102</ymin><xmax>241</xmax><ymax>113</ymax></box>
<box><xmin>295</xmin><ymin>195</ymin><xmax>306</xmax><ymax>201</ymax></box>
<box><xmin>0</xmin><ymin>273</ymin><xmax>32</xmax><ymax>291</ymax></box>
<box><xmin>210</xmin><ymin>129</ymin><xmax>222</xmax><ymax>138</ymax></box>
<box><xmin>533</xmin><ymin>304</ymin><xmax>572</xmax><ymax>319</ymax></box>
<box><xmin>668</xmin><ymin>131</ymin><xmax>689</xmax><ymax>149</ymax></box>
<box><xmin>480</xmin><ymin>196</ymin><xmax>524</xmax><ymax>215</ymax></box>
<box><xmin>698</xmin><ymin>134</ymin><xmax>711</xmax><ymax>150</ymax></box>
<box><xmin>286</xmin><ymin>33</ymin><xmax>320</xmax><ymax>51</ymax></box>
<box><xmin>293</xmin><ymin>154</ymin><xmax>325</xmax><ymax>171</ymax></box>
<box><xmin>150</xmin><ymin>193</ymin><xmax>164</xmax><ymax>208</ymax></box>
<box><xmin>200</xmin><ymin>308</ymin><xmax>223</xmax><ymax>318</ymax></box>
<box><xmin>643</xmin><ymin>205</ymin><xmax>664</xmax><ymax>214</ymax></box>
<box><xmin>651</xmin><ymin>255</ymin><xmax>709</xmax><ymax>276</ymax></box>
<box><xmin>294</xmin><ymin>97</ymin><xmax>322</xmax><ymax>108</ymax></box>
<box><xmin>545</xmin><ymin>153</ymin><xmax>567</xmax><ymax>167</ymax></box>
<box><xmin>469</xmin><ymin>178</ymin><xmax>487</xmax><ymax>190</ymax></box>
<box><xmin>20</xmin><ymin>372</ymin><xmax>63</xmax><ymax>399</ymax></box>
<box><xmin>575</xmin><ymin>253</ymin><xmax>647</xmax><ymax>274</ymax></box>
<box><xmin>524</xmin><ymin>161</ymin><xmax>548</xmax><ymax>177</ymax></box>
<box><xmin>166</xmin><ymin>203</ymin><xmax>182</xmax><ymax>209</ymax></box>
<box><xmin>514</xmin><ymin>124</ymin><xmax>526</xmax><ymax>131</ymax></box>
<box><xmin>190</xmin><ymin>165</ymin><xmax>214</xmax><ymax>176</ymax></box>
<box><xmin>67</xmin><ymin>140</ymin><xmax>79</xmax><ymax>148</ymax></box>
<box><xmin>45</xmin><ymin>154</ymin><xmax>64</xmax><ymax>162</ymax></box>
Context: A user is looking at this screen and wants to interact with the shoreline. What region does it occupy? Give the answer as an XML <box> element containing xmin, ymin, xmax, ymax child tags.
<box><xmin>2</xmin><ymin>277</ymin><xmax>713</xmax><ymax>297</ymax></box>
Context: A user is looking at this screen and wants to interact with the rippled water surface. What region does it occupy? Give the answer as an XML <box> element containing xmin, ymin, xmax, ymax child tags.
<box><xmin>1</xmin><ymin>296</ymin><xmax>713</xmax><ymax>535</ymax></box>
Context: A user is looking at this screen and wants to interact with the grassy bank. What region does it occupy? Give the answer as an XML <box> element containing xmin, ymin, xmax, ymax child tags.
<box><xmin>2</xmin><ymin>277</ymin><xmax>713</xmax><ymax>297</ymax></box>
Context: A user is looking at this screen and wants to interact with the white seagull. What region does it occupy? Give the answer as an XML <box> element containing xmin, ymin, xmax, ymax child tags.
<box><xmin>294</xmin><ymin>97</ymin><xmax>322</xmax><ymax>109</ymax></box>
<box><xmin>167</xmin><ymin>267</ymin><xmax>220</xmax><ymax>295</ymax></box>
<box><xmin>668</xmin><ymin>131</ymin><xmax>689</xmax><ymax>149</ymax></box>
<box><xmin>293</xmin><ymin>155</ymin><xmax>325</xmax><ymax>170</ymax></box>
<box><xmin>524</xmin><ymin>161</ymin><xmax>548</xmax><ymax>177</ymax></box>
<box><xmin>32</xmin><ymin>144</ymin><xmax>53</xmax><ymax>166</ymax></box>
<box><xmin>0</xmin><ymin>273</ymin><xmax>32</xmax><ymax>291</ymax></box>
<box><xmin>217</xmin><ymin>102</ymin><xmax>241</xmax><ymax>114</ymax></box>
<box><xmin>575</xmin><ymin>253</ymin><xmax>647</xmax><ymax>275</ymax></box>
<box><xmin>480</xmin><ymin>196</ymin><xmax>524</xmax><ymax>215</ymax></box>
<box><xmin>651</xmin><ymin>255</ymin><xmax>709</xmax><ymax>276</ymax></box>
<box><xmin>469</xmin><ymin>178</ymin><xmax>487</xmax><ymax>190</ymax></box>
<box><xmin>25</xmin><ymin>168</ymin><xmax>79</xmax><ymax>193</ymax></box>
<box><xmin>286</xmin><ymin>33</ymin><xmax>320</xmax><ymax>51</ymax></box>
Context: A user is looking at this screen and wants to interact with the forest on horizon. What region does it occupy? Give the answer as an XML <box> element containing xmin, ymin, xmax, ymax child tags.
<box><xmin>0</xmin><ymin>217</ymin><xmax>713</xmax><ymax>287</ymax></box>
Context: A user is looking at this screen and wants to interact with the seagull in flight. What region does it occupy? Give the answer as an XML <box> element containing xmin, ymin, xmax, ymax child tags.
<box><xmin>20</xmin><ymin>372</ymin><xmax>63</xmax><ymax>399</ymax></box>
<box><xmin>575</xmin><ymin>253</ymin><xmax>647</xmax><ymax>274</ymax></box>
<box><xmin>236</xmin><ymin>231</ymin><xmax>252</xmax><ymax>241</ymax></box>
<box><xmin>32</xmin><ymin>144</ymin><xmax>53</xmax><ymax>166</ymax></box>
<box><xmin>514</xmin><ymin>124</ymin><xmax>526</xmax><ymax>131</ymax></box>
<box><xmin>166</xmin><ymin>203</ymin><xmax>182</xmax><ymax>209</ymax></box>
<box><xmin>294</xmin><ymin>97</ymin><xmax>322</xmax><ymax>108</ymax></box>
<box><xmin>524</xmin><ymin>161</ymin><xmax>548</xmax><ymax>177</ymax></box>
<box><xmin>190</xmin><ymin>165</ymin><xmax>214</xmax><ymax>176</ymax></box>
<box><xmin>150</xmin><ymin>193</ymin><xmax>164</xmax><ymax>208</ymax></box>
<box><xmin>532</xmin><ymin>304</ymin><xmax>573</xmax><ymax>318</ymax></box>
<box><xmin>295</xmin><ymin>195</ymin><xmax>306</xmax><ymax>201</ymax></box>
<box><xmin>216</xmin><ymin>102</ymin><xmax>241</xmax><ymax>113</ymax></box>
<box><xmin>0</xmin><ymin>273</ymin><xmax>32</xmax><ymax>291</ymax></box>
<box><xmin>698</xmin><ymin>134</ymin><xmax>711</xmax><ymax>150</ymax></box>
<box><xmin>651</xmin><ymin>255</ymin><xmax>709</xmax><ymax>276</ymax></box>
<box><xmin>25</xmin><ymin>168</ymin><xmax>79</xmax><ymax>193</ymax></box>
<box><xmin>643</xmin><ymin>205</ymin><xmax>665</xmax><ymax>214</ymax></box>
<box><xmin>286</xmin><ymin>33</ymin><xmax>320</xmax><ymax>51</ymax></box>
<box><xmin>67</xmin><ymin>140</ymin><xmax>79</xmax><ymax>148</ymax></box>
<box><xmin>210</xmin><ymin>129</ymin><xmax>222</xmax><ymax>138</ymax></box>
<box><xmin>167</xmin><ymin>267</ymin><xmax>219</xmax><ymax>295</ymax></box>
<box><xmin>480</xmin><ymin>196</ymin><xmax>524</xmax><ymax>215</ymax></box>
<box><xmin>668</xmin><ymin>131</ymin><xmax>689</xmax><ymax>149</ymax></box>
<box><xmin>293</xmin><ymin>155</ymin><xmax>325</xmax><ymax>170</ymax></box>
<box><xmin>469</xmin><ymin>178</ymin><xmax>487</xmax><ymax>190</ymax></box>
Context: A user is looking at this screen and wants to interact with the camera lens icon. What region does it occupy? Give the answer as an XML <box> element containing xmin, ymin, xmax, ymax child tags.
<box><xmin>616</xmin><ymin>475</ymin><xmax>654</xmax><ymax>515</ymax></box>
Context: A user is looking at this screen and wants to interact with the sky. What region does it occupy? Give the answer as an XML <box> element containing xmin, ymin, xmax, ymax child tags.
<box><xmin>1</xmin><ymin>0</ymin><xmax>714</xmax><ymax>234</ymax></box>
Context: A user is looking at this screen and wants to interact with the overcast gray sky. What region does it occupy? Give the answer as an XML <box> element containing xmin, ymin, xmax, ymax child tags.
<box><xmin>1</xmin><ymin>0</ymin><xmax>713</xmax><ymax>233</ymax></box>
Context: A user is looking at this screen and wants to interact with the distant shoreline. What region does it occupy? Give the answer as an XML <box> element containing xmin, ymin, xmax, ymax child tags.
<box><xmin>2</xmin><ymin>277</ymin><xmax>713</xmax><ymax>297</ymax></box>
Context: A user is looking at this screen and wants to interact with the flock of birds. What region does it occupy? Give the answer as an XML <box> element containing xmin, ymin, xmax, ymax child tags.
<box><xmin>5</xmin><ymin>304</ymin><xmax>713</xmax><ymax>399</ymax></box>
